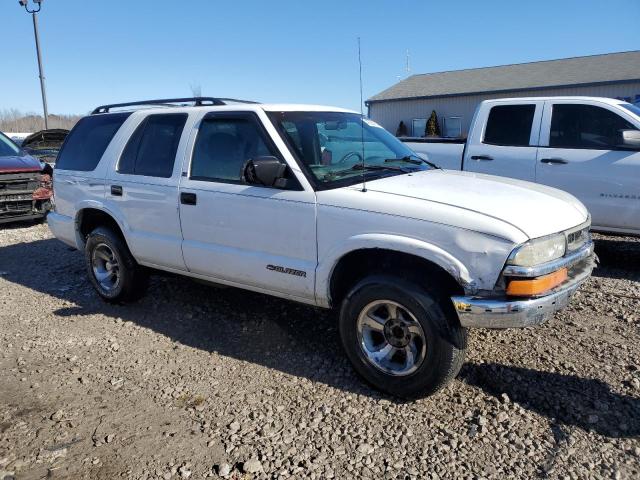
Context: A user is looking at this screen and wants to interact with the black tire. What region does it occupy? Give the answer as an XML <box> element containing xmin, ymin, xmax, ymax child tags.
<box><xmin>339</xmin><ymin>274</ymin><xmax>467</xmax><ymax>399</ymax></box>
<box><xmin>85</xmin><ymin>226</ymin><xmax>149</xmax><ymax>303</ymax></box>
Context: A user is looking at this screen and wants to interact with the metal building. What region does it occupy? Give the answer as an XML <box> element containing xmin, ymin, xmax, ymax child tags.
<box><xmin>366</xmin><ymin>51</ymin><xmax>640</xmax><ymax>138</ymax></box>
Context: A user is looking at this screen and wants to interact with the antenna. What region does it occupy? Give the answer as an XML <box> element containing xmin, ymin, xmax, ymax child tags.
<box><xmin>406</xmin><ymin>49</ymin><xmax>411</xmax><ymax>75</ymax></box>
<box><xmin>358</xmin><ymin>37</ymin><xmax>366</xmax><ymax>193</ymax></box>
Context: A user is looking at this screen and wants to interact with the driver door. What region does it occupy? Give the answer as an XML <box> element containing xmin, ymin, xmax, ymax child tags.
<box><xmin>178</xmin><ymin>111</ymin><xmax>318</xmax><ymax>302</ymax></box>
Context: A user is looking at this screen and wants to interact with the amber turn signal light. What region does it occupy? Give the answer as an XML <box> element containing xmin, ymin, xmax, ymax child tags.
<box><xmin>506</xmin><ymin>268</ymin><xmax>568</xmax><ymax>297</ymax></box>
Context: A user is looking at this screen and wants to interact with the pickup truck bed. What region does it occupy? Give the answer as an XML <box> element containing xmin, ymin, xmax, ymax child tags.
<box><xmin>399</xmin><ymin>137</ymin><xmax>465</xmax><ymax>170</ymax></box>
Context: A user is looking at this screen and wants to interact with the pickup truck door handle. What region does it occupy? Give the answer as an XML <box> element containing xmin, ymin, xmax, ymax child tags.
<box><xmin>180</xmin><ymin>192</ymin><xmax>197</xmax><ymax>205</ymax></box>
<box><xmin>540</xmin><ymin>158</ymin><xmax>569</xmax><ymax>165</ymax></box>
<box><xmin>110</xmin><ymin>185</ymin><xmax>123</xmax><ymax>196</ymax></box>
<box><xmin>470</xmin><ymin>155</ymin><xmax>493</xmax><ymax>161</ymax></box>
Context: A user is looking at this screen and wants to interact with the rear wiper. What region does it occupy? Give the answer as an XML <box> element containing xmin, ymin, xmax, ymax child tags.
<box><xmin>385</xmin><ymin>155</ymin><xmax>441</xmax><ymax>169</ymax></box>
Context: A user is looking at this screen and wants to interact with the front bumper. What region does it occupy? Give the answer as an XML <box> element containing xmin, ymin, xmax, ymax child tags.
<box><xmin>451</xmin><ymin>241</ymin><xmax>595</xmax><ymax>329</ymax></box>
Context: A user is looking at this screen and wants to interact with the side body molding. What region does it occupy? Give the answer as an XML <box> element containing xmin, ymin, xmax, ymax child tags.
<box><xmin>315</xmin><ymin>233</ymin><xmax>474</xmax><ymax>307</ymax></box>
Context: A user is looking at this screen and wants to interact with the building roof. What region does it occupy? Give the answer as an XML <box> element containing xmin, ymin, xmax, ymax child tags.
<box><xmin>367</xmin><ymin>51</ymin><xmax>640</xmax><ymax>104</ymax></box>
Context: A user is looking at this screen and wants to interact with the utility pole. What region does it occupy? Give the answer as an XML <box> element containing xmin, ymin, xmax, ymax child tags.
<box><xmin>19</xmin><ymin>0</ymin><xmax>49</xmax><ymax>130</ymax></box>
<box><xmin>406</xmin><ymin>49</ymin><xmax>410</xmax><ymax>75</ymax></box>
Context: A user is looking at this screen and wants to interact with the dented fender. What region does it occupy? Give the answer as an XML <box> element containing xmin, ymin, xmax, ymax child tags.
<box><xmin>315</xmin><ymin>232</ymin><xmax>514</xmax><ymax>307</ymax></box>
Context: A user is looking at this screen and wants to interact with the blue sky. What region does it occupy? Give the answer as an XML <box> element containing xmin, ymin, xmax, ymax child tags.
<box><xmin>1</xmin><ymin>0</ymin><xmax>638</xmax><ymax>115</ymax></box>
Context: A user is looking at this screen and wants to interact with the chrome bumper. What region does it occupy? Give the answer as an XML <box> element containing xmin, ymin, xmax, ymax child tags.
<box><xmin>451</xmin><ymin>242</ymin><xmax>595</xmax><ymax>329</ymax></box>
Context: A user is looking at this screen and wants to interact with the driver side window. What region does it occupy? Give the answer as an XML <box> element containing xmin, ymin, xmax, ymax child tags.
<box><xmin>550</xmin><ymin>104</ymin><xmax>636</xmax><ymax>149</ymax></box>
<box><xmin>190</xmin><ymin>116</ymin><xmax>274</xmax><ymax>183</ymax></box>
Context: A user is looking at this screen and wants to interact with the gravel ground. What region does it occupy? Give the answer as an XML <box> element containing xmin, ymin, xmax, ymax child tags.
<box><xmin>0</xmin><ymin>222</ymin><xmax>639</xmax><ymax>480</ymax></box>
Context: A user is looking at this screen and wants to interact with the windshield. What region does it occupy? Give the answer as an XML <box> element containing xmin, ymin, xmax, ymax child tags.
<box><xmin>621</xmin><ymin>102</ymin><xmax>640</xmax><ymax>119</ymax></box>
<box><xmin>0</xmin><ymin>133</ymin><xmax>21</xmax><ymax>157</ymax></box>
<box><xmin>268</xmin><ymin>111</ymin><xmax>428</xmax><ymax>188</ymax></box>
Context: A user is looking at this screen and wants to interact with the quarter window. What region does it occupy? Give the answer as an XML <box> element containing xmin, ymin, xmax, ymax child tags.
<box><xmin>190</xmin><ymin>117</ymin><xmax>274</xmax><ymax>182</ymax></box>
<box><xmin>550</xmin><ymin>104</ymin><xmax>636</xmax><ymax>149</ymax></box>
<box><xmin>57</xmin><ymin>113</ymin><xmax>131</xmax><ymax>171</ymax></box>
<box><xmin>484</xmin><ymin>105</ymin><xmax>536</xmax><ymax>147</ymax></box>
<box><xmin>118</xmin><ymin>114</ymin><xmax>187</xmax><ymax>177</ymax></box>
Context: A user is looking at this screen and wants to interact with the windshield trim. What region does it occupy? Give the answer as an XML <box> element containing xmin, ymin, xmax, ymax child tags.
<box><xmin>266</xmin><ymin>111</ymin><xmax>422</xmax><ymax>191</ymax></box>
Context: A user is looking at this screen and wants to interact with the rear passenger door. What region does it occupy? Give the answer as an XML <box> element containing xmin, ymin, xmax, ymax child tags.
<box><xmin>178</xmin><ymin>111</ymin><xmax>317</xmax><ymax>302</ymax></box>
<box><xmin>105</xmin><ymin>113</ymin><xmax>189</xmax><ymax>270</ymax></box>
<box><xmin>464</xmin><ymin>102</ymin><xmax>543</xmax><ymax>181</ymax></box>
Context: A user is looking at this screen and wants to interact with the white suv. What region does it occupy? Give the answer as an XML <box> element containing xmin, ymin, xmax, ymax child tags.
<box><xmin>49</xmin><ymin>97</ymin><xmax>595</xmax><ymax>398</ymax></box>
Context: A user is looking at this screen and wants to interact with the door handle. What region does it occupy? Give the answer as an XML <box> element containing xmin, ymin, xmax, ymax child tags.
<box><xmin>470</xmin><ymin>155</ymin><xmax>493</xmax><ymax>161</ymax></box>
<box><xmin>110</xmin><ymin>185</ymin><xmax>123</xmax><ymax>196</ymax></box>
<box><xmin>180</xmin><ymin>192</ymin><xmax>197</xmax><ymax>205</ymax></box>
<box><xmin>540</xmin><ymin>158</ymin><xmax>568</xmax><ymax>165</ymax></box>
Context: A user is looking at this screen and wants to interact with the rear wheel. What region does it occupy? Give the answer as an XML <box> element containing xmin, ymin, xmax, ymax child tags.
<box><xmin>339</xmin><ymin>275</ymin><xmax>467</xmax><ymax>398</ymax></box>
<box><xmin>85</xmin><ymin>227</ymin><xmax>148</xmax><ymax>302</ymax></box>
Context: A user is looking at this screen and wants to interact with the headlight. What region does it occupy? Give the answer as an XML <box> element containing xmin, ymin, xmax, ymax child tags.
<box><xmin>508</xmin><ymin>233</ymin><xmax>566</xmax><ymax>267</ymax></box>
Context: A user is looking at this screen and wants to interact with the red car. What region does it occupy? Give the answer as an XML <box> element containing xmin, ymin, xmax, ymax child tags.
<box><xmin>0</xmin><ymin>131</ymin><xmax>52</xmax><ymax>224</ymax></box>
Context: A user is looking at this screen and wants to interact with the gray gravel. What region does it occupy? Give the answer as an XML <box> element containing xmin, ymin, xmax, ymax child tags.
<box><xmin>0</xmin><ymin>223</ymin><xmax>639</xmax><ymax>479</ymax></box>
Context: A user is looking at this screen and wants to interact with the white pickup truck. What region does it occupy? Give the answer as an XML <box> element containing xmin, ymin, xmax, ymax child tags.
<box><xmin>403</xmin><ymin>97</ymin><xmax>640</xmax><ymax>236</ymax></box>
<box><xmin>48</xmin><ymin>97</ymin><xmax>595</xmax><ymax>398</ymax></box>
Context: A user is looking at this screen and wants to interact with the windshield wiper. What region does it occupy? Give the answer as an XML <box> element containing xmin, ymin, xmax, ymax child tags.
<box><xmin>351</xmin><ymin>163</ymin><xmax>410</xmax><ymax>172</ymax></box>
<box><xmin>385</xmin><ymin>155</ymin><xmax>441</xmax><ymax>169</ymax></box>
<box><xmin>323</xmin><ymin>163</ymin><xmax>410</xmax><ymax>181</ymax></box>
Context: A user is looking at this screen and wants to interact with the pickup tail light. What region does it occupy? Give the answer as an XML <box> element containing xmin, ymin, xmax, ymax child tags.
<box><xmin>506</xmin><ymin>268</ymin><xmax>568</xmax><ymax>297</ymax></box>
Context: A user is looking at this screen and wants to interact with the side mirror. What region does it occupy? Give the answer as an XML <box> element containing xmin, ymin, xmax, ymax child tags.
<box><xmin>243</xmin><ymin>156</ymin><xmax>287</xmax><ymax>187</ymax></box>
<box><xmin>619</xmin><ymin>130</ymin><xmax>640</xmax><ymax>150</ymax></box>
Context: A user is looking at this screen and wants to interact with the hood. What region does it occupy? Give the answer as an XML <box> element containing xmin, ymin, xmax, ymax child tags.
<box><xmin>346</xmin><ymin>170</ymin><xmax>588</xmax><ymax>240</ymax></box>
<box><xmin>0</xmin><ymin>154</ymin><xmax>42</xmax><ymax>173</ymax></box>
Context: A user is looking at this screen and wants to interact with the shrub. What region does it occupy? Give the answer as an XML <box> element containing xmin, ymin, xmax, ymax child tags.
<box><xmin>425</xmin><ymin>110</ymin><xmax>441</xmax><ymax>137</ymax></box>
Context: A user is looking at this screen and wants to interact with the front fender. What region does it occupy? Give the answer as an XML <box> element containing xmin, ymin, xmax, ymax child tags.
<box><xmin>315</xmin><ymin>233</ymin><xmax>474</xmax><ymax>307</ymax></box>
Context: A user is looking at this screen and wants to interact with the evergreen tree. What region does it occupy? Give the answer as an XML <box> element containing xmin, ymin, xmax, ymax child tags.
<box><xmin>395</xmin><ymin>120</ymin><xmax>408</xmax><ymax>137</ymax></box>
<box><xmin>425</xmin><ymin>110</ymin><xmax>441</xmax><ymax>137</ymax></box>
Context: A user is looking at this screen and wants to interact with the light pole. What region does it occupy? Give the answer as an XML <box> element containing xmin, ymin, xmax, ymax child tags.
<box><xmin>19</xmin><ymin>0</ymin><xmax>49</xmax><ymax>130</ymax></box>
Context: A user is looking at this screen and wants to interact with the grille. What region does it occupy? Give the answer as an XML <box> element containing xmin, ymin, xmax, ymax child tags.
<box><xmin>0</xmin><ymin>180</ymin><xmax>38</xmax><ymax>190</ymax></box>
<box><xmin>0</xmin><ymin>200</ymin><xmax>32</xmax><ymax>214</ymax></box>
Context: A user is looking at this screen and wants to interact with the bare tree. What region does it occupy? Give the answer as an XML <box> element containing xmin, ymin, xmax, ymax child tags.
<box><xmin>0</xmin><ymin>109</ymin><xmax>81</xmax><ymax>132</ymax></box>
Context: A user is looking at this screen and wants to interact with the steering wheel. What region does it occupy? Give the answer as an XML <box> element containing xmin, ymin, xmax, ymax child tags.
<box><xmin>337</xmin><ymin>151</ymin><xmax>364</xmax><ymax>165</ymax></box>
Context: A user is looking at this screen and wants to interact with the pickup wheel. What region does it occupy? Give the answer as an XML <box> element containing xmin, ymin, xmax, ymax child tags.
<box><xmin>85</xmin><ymin>227</ymin><xmax>149</xmax><ymax>303</ymax></box>
<box><xmin>339</xmin><ymin>275</ymin><xmax>467</xmax><ymax>398</ymax></box>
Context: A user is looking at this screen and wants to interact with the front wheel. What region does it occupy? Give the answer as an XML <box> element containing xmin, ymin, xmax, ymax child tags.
<box><xmin>339</xmin><ymin>275</ymin><xmax>467</xmax><ymax>398</ymax></box>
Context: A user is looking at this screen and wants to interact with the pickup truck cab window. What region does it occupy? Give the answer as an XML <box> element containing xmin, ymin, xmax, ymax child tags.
<box><xmin>550</xmin><ymin>104</ymin><xmax>637</xmax><ymax>149</ymax></box>
<box><xmin>483</xmin><ymin>104</ymin><xmax>536</xmax><ymax>147</ymax></box>
<box><xmin>118</xmin><ymin>113</ymin><xmax>187</xmax><ymax>177</ymax></box>
<box><xmin>269</xmin><ymin>111</ymin><xmax>427</xmax><ymax>190</ymax></box>
<box><xmin>191</xmin><ymin>116</ymin><xmax>275</xmax><ymax>183</ymax></box>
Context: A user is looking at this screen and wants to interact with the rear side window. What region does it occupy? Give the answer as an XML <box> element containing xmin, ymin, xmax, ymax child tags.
<box><xmin>118</xmin><ymin>114</ymin><xmax>187</xmax><ymax>178</ymax></box>
<box><xmin>550</xmin><ymin>104</ymin><xmax>636</xmax><ymax>149</ymax></box>
<box><xmin>484</xmin><ymin>105</ymin><xmax>536</xmax><ymax>147</ymax></box>
<box><xmin>56</xmin><ymin>113</ymin><xmax>131</xmax><ymax>171</ymax></box>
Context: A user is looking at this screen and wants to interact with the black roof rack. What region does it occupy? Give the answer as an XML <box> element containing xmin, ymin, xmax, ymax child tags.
<box><xmin>91</xmin><ymin>97</ymin><xmax>258</xmax><ymax>114</ymax></box>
